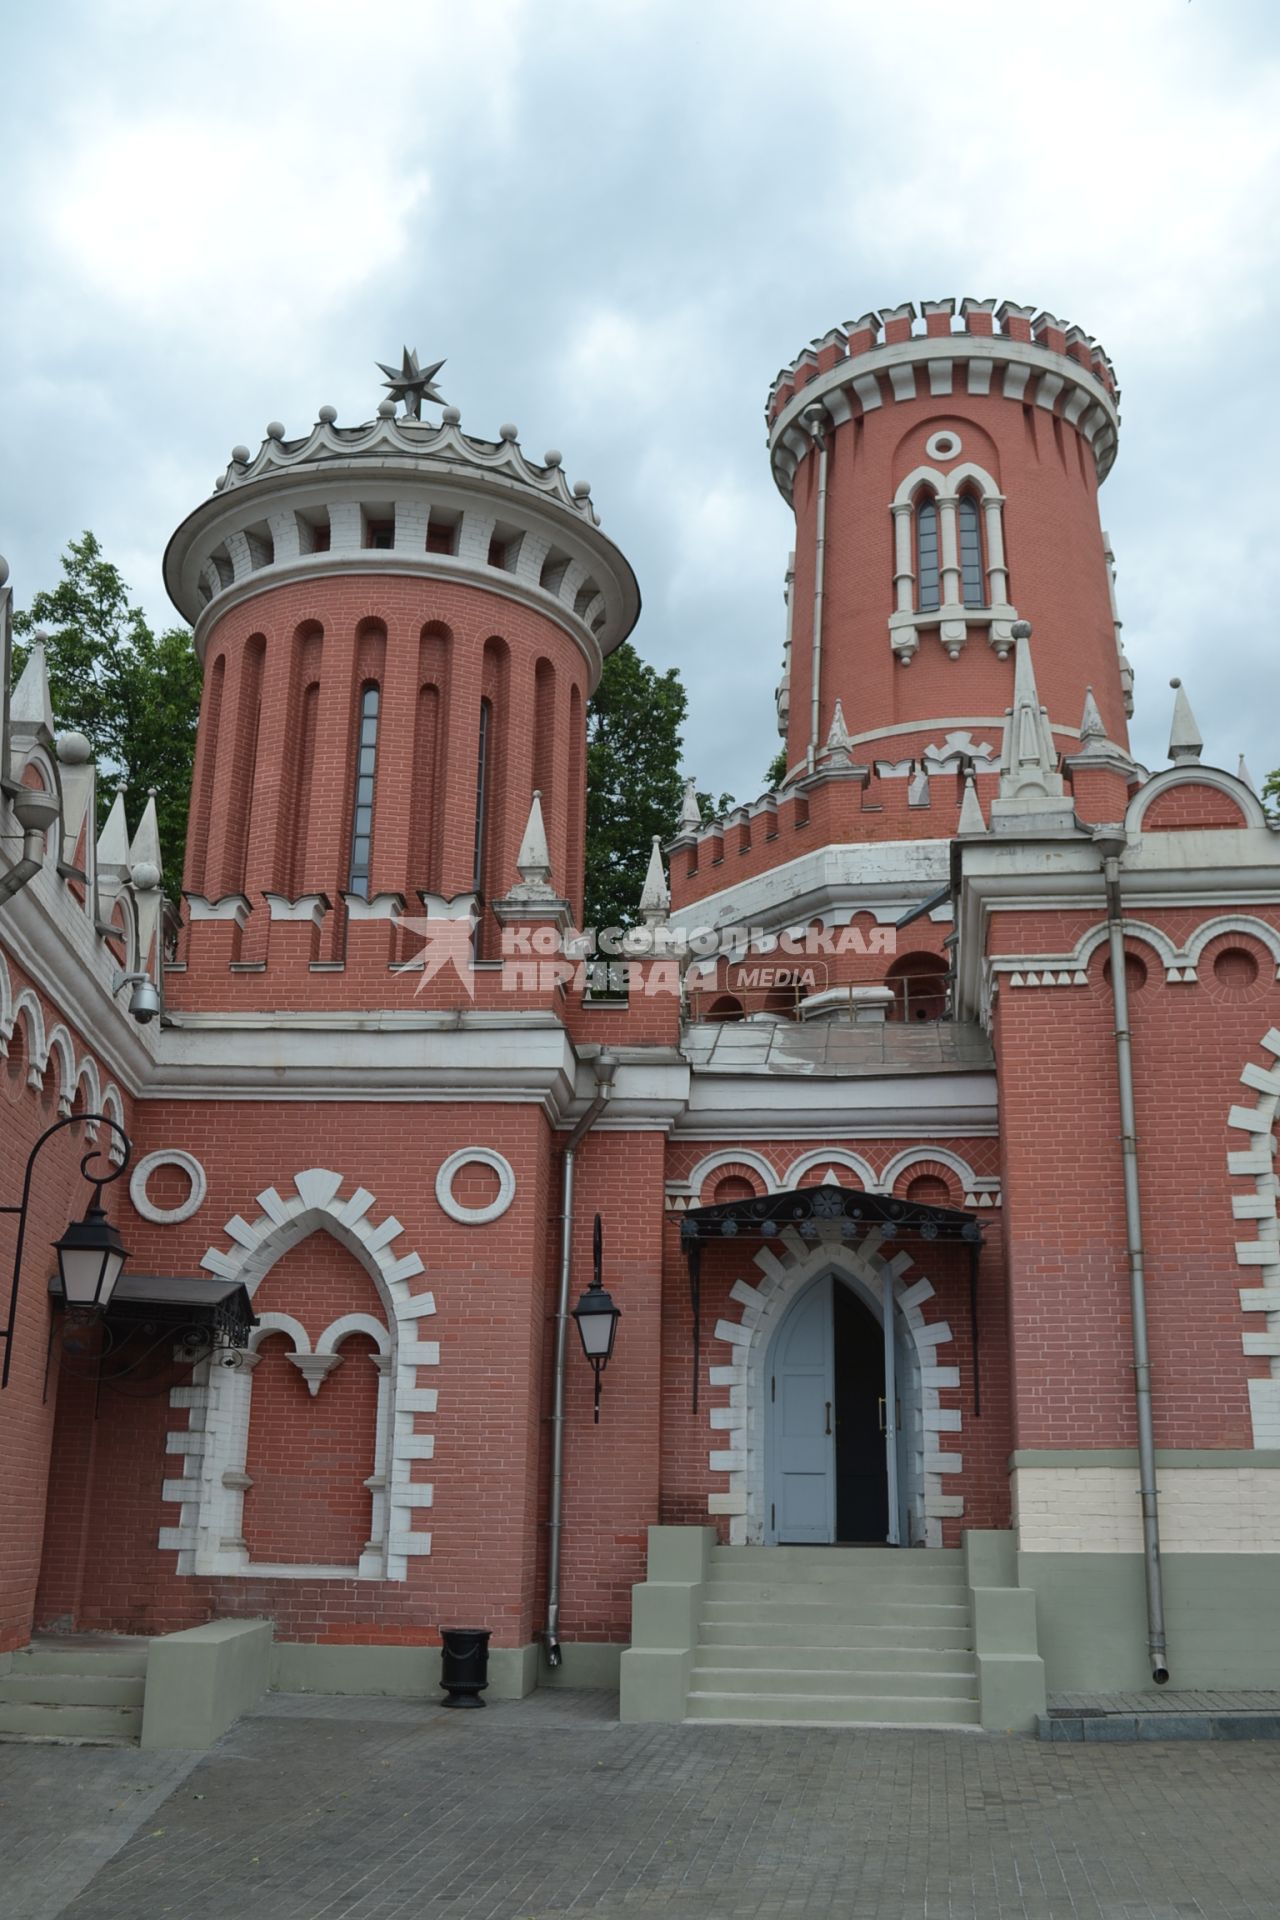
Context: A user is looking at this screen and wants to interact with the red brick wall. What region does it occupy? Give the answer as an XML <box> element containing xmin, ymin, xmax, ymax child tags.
<box><xmin>992</xmin><ymin>915</ymin><xmax>1279</xmax><ymax>1449</ymax></box>
<box><xmin>0</xmin><ymin>955</ymin><xmax>132</xmax><ymax>1653</ymax></box>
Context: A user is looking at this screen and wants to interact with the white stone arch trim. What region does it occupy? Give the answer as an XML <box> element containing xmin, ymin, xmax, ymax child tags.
<box><xmin>878</xmin><ymin>1147</ymin><xmax>1001</xmax><ymax>1208</ymax></box>
<box><xmin>161</xmin><ymin>1167</ymin><xmax>436</xmax><ymax>1582</ymax></box>
<box><xmin>129</xmin><ymin>1149</ymin><xmax>208</xmax><ymax>1224</ymax></box>
<box><xmin>892</xmin><ymin>463</ymin><xmax>949</xmax><ymax>509</ymax></box>
<box><xmin>44</xmin><ymin>1024</ymin><xmax>77</xmax><ymax>1115</ymax></box>
<box><xmin>317</xmin><ymin>1313</ymin><xmax>390</xmax><ymax>1355</ymax></box>
<box><xmin>1186</xmin><ymin>916</ymin><xmax>1280</xmax><ymax>979</ymax></box>
<box><xmin>247</xmin><ymin>1312</ymin><xmax>311</xmax><ymax>1353</ymax></box>
<box><xmin>1227</xmin><ymin>1028</ymin><xmax>1280</xmax><ymax>1448</ymax></box>
<box><xmin>0</xmin><ymin>950</ymin><xmax>11</xmax><ymax>1046</ymax></box>
<box><xmin>1126</xmin><ymin>763</ymin><xmax>1269</xmax><ymax>833</ymax></box>
<box><xmin>100</xmin><ymin>1084</ymin><xmax>127</xmax><ymax>1163</ymax></box>
<box><xmin>891</xmin><ymin>459</ymin><xmax>1000</xmax><ymax>507</ymax></box>
<box><xmin>11</xmin><ymin>988</ymin><xmax>48</xmax><ymax>1085</ymax></box>
<box><xmin>673</xmin><ymin>1150</ymin><xmax>781</xmax><ymax>1207</ymax></box>
<box><xmin>992</xmin><ymin>917</ymin><xmax>1183</xmax><ymax>988</ymax></box>
<box><xmin>71</xmin><ymin>1054</ymin><xmax>102</xmax><ymax>1139</ymax></box>
<box><xmin>708</xmin><ymin>1226</ymin><xmax>962</xmax><ymax>1547</ymax></box>
<box><xmin>781</xmin><ymin>1149</ymin><xmax>878</xmax><ymax>1193</ymax></box>
<box><xmin>106</xmin><ymin>888</ymin><xmax>140</xmax><ymax>973</ymax></box>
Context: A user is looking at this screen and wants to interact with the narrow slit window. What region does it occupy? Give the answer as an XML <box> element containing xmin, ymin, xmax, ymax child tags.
<box><xmin>347</xmin><ymin>683</ymin><xmax>380</xmax><ymax>899</ymax></box>
<box><xmin>915</xmin><ymin>497</ymin><xmax>940</xmax><ymax>612</ymax></box>
<box><xmin>958</xmin><ymin>495</ymin><xmax>985</xmax><ymax>607</ymax></box>
<box><xmin>473</xmin><ymin>697</ymin><xmax>491</xmax><ymax>898</ymax></box>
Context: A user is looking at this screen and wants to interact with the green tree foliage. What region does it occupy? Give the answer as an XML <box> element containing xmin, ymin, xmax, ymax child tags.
<box><xmin>584</xmin><ymin>641</ymin><xmax>732</xmax><ymax>931</ymax></box>
<box><xmin>764</xmin><ymin>745</ymin><xmax>787</xmax><ymax>789</ymax></box>
<box><xmin>13</xmin><ymin>534</ymin><xmax>200</xmax><ymax>899</ymax></box>
<box><xmin>1264</xmin><ymin>766</ymin><xmax>1279</xmax><ymax>820</ymax></box>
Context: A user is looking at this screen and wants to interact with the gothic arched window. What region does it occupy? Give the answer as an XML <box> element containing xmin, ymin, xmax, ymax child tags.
<box><xmin>958</xmin><ymin>493</ymin><xmax>985</xmax><ymax>607</ymax></box>
<box><xmin>915</xmin><ymin>496</ymin><xmax>941</xmax><ymax>612</ymax></box>
<box><xmin>347</xmin><ymin>682</ymin><xmax>380</xmax><ymax>898</ymax></box>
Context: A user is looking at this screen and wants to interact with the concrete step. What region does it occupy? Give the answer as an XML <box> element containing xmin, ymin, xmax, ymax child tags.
<box><xmin>702</xmin><ymin>1598</ymin><xmax>970</xmax><ymax>1629</ymax></box>
<box><xmin>0</xmin><ymin>1701</ymin><xmax>143</xmax><ymax>1741</ymax></box>
<box><xmin>16</xmin><ymin>1641</ymin><xmax>149</xmax><ymax>1679</ymax></box>
<box><xmin>690</xmin><ymin>1664</ymin><xmax>977</xmax><ymax>1699</ymax></box>
<box><xmin>710</xmin><ymin>1548</ymin><xmax>962</xmax><ymax>1583</ymax></box>
<box><xmin>693</xmin><ymin>1642</ymin><xmax>975</xmax><ymax>1675</ymax></box>
<box><xmin>685</xmin><ymin>1690</ymin><xmax>981</xmax><ymax>1727</ymax></box>
<box><xmin>0</xmin><ymin>1671</ymin><xmax>146</xmax><ymax>1708</ymax></box>
<box><xmin>699</xmin><ymin>1619</ymin><xmax>974</xmax><ymax>1650</ymax></box>
<box><xmin>703</xmin><ymin>1579</ymin><xmax>969</xmax><ymax>1607</ymax></box>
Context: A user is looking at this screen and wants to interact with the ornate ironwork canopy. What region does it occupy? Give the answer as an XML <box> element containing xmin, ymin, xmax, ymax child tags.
<box><xmin>677</xmin><ymin>1184</ymin><xmax>985</xmax><ymax>1416</ymax></box>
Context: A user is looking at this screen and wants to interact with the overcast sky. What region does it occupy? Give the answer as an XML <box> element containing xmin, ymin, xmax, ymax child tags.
<box><xmin>2</xmin><ymin>0</ymin><xmax>1277</xmax><ymax>802</ymax></box>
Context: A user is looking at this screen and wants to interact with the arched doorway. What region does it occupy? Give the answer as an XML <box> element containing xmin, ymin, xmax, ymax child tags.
<box><xmin>765</xmin><ymin>1271</ymin><xmax>910</xmax><ymax>1545</ymax></box>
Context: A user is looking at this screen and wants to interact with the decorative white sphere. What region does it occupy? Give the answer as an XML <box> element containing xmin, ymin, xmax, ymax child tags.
<box><xmin>317</xmin><ymin>404</ymin><xmax>338</xmax><ymax>425</ymax></box>
<box><xmin>572</xmin><ymin>479</ymin><xmax>591</xmax><ymax>498</ymax></box>
<box><xmin>499</xmin><ymin>422</ymin><xmax>518</xmax><ymax>442</ymax></box>
<box><xmin>214</xmin><ymin>476</ymin><xmax>226</xmax><ymax>491</ymax></box>
<box><xmin>543</xmin><ymin>449</ymin><xmax>562</xmax><ymax>468</ymax></box>
<box><xmin>266</xmin><ymin>421</ymin><xmax>285</xmax><ymax>440</ymax></box>
<box><xmin>442</xmin><ymin>406</ymin><xmax>461</xmax><ymax>426</ymax></box>
<box><xmin>130</xmin><ymin>860</ymin><xmax>161</xmax><ymax>893</ymax></box>
<box><xmin>231</xmin><ymin>445</ymin><xmax>250</xmax><ymax>464</ymax></box>
<box><xmin>0</xmin><ymin>555</ymin><xmax>8</xmax><ymax>587</ymax></box>
<box><xmin>377</xmin><ymin>399</ymin><xmax>397</xmax><ymax>418</ymax></box>
<box><xmin>56</xmin><ymin>730</ymin><xmax>92</xmax><ymax>766</ymax></box>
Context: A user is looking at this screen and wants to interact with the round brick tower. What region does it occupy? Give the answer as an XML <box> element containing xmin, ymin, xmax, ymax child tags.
<box><xmin>767</xmin><ymin>298</ymin><xmax>1131</xmax><ymax>785</ymax></box>
<box><xmin>164</xmin><ymin>378</ymin><xmax>639</xmax><ymax>982</ymax></box>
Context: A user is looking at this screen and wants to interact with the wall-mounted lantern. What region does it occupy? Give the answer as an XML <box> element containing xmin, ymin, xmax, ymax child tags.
<box><xmin>571</xmin><ymin>1213</ymin><xmax>621</xmax><ymax>1422</ymax></box>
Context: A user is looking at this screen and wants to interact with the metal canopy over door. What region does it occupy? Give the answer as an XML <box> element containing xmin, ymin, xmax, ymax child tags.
<box><xmin>768</xmin><ymin>1275</ymin><xmax>835</xmax><ymax>1543</ymax></box>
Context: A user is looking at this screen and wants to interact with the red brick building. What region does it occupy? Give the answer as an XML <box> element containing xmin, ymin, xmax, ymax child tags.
<box><xmin>2</xmin><ymin>302</ymin><xmax>1277</xmax><ymax>1736</ymax></box>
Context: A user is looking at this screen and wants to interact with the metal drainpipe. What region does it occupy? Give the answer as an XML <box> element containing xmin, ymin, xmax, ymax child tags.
<box><xmin>0</xmin><ymin>790</ymin><xmax>59</xmax><ymax>907</ymax></box>
<box><xmin>543</xmin><ymin>1049</ymin><xmax>618</xmax><ymax>1666</ymax></box>
<box><xmin>1095</xmin><ymin>828</ymin><xmax>1169</xmax><ymax>1682</ymax></box>
<box><xmin>805</xmin><ymin>407</ymin><xmax>830</xmax><ymax>776</ymax></box>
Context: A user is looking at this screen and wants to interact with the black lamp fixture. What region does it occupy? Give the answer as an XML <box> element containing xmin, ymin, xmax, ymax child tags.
<box><xmin>571</xmin><ymin>1213</ymin><xmax>621</xmax><ymax>1422</ymax></box>
<box><xmin>1</xmin><ymin>1114</ymin><xmax>131</xmax><ymax>1389</ymax></box>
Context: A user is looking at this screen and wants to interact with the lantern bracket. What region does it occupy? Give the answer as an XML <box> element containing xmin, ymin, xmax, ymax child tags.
<box><xmin>0</xmin><ymin>1112</ymin><xmax>132</xmax><ymax>1390</ymax></box>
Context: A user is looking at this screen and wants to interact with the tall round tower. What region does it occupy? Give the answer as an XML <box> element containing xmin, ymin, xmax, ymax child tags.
<box><xmin>163</xmin><ymin>368</ymin><xmax>639</xmax><ymax>990</ymax></box>
<box><xmin>768</xmin><ymin>298</ymin><xmax>1131</xmax><ymax>783</ymax></box>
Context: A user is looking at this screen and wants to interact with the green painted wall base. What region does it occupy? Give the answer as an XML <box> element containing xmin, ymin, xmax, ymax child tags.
<box><xmin>1020</xmin><ymin>1553</ymin><xmax>1280</xmax><ymax>1693</ymax></box>
<box><xmin>619</xmin><ymin>1525</ymin><xmax>716</xmax><ymax>1725</ymax></box>
<box><xmin>964</xmin><ymin>1531</ymin><xmax>1046</xmax><ymax>1733</ymax></box>
<box><xmin>141</xmin><ymin>1618</ymin><xmax>272</xmax><ymax>1750</ymax></box>
<box><xmin>268</xmin><ymin>1639</ymin><xmax>622</xmax><ymax>1702</ymax></box>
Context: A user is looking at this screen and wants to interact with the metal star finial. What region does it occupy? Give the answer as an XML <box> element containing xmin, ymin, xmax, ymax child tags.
<box><xmin>377</xmin><ymin>346</ymin><xmax>446</xmax><ymax>420</ymax></box>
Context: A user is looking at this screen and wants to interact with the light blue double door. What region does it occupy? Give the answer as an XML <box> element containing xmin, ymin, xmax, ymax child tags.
<box><xmin>766</xmin><ymin>1274</ymin><xmax>901</xmax><ymax>1545</ymax></box>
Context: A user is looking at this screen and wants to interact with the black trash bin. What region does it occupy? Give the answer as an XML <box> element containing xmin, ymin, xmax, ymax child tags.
<box><xmin>439</xmin><ymin>1627</ymin><xmax>491</xmax><ymax>1708</ymax></box>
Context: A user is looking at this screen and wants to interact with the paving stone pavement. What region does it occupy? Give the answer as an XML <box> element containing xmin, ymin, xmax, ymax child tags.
<box><xmin>4</xmin><ymin>1689</ymin><xmax>1280</xmax><ymax>1920</ymax></box>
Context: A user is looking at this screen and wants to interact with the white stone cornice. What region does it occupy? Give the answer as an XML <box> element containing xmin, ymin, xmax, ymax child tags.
<box><xmin>770</xmin><ymin>334</ymin><xmax>1120</xmax><ymax>501</ymax></box>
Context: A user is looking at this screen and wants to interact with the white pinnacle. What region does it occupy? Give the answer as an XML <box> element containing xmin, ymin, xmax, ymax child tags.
<box><xmin>957</xmin><ymin>771</ymin><xmax>987</xmax><ymax>834</ymax></box>
<box><xmin>96</xmin><ymin>784</ymin><xmax>130</xmax><ymax>872</ymax></box>
<box><xmin>1237</xmin><ymin>753</ymin><xmax>1257</xmax><ymax>794</ymax></box>
<box><xmin>638</xmin><ymin>835</ymin><xmax>670</xmax><ymax>926</ymax></box>
<box><xmin>677</xmin><ymin>776</ymin><xmax>702</xmax><ymax>832</ymax></box>
<box><xmin>998</xmin><ymin>624</ymin><xmax>1064</xmax><ymax>801</ymax></box>
<box><xmin>1079</xmin><ymin>685</ymin><xmax>1107</xmax><ymax>748</ymax></box>
<box><xmin>514</xmin><ymin>790</ymin><xmax>553</xmax><ymax>887</ymax></box>
<box><xmin>824</xmin><ymin>699</ymin><xmax>853</xmax><ymax>755</ymax></box>
<box><xmin>10</xmin><ymin>631</ymin><xmax>55</xmax><ymax>737</ymax></box>
<box><xmin>1167</xmin><ymin>678</ymin><xmax>1203</xmax><ymax>764</ymax></box>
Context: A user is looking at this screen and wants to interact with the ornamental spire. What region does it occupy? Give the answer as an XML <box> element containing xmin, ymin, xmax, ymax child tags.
<box><xmin>1167</xmin><ymin>678</ymin><xmax>1204</xmax><ymax>764</ymax></box>
<box><xmin>376</xmin><ymin>347</ymin><xmax>446</xmax><ymax>421</ymax></box>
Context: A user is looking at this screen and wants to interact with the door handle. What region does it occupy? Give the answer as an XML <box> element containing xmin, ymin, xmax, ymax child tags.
<box><xmin>825</xmin><ymin>1401</ymin><xmax>832</xmax><ymax>1436</ymax></box>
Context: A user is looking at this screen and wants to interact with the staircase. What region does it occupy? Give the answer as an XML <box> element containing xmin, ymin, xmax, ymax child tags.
<box><xmin>685</xmin><ymin>1545</ymin><xmax>980</xmax><ymax>1728</ymax></box>
<box><xmin>0</xmin><ymin>1636</ymin><xmax>149</xmax><ymax>1743</ymax></box>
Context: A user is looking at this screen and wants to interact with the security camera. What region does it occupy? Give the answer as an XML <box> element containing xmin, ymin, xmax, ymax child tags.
<box><xmin>112</xmin><ymin>970</ymin><xmax>161</xmax><ymax>1025</ymax></box>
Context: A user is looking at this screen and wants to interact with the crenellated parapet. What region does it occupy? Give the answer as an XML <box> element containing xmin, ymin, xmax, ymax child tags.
<box><xmin>766</xmin><ymin>298</ymin><xmax>1121</xmax><ymax>502</ymax></box>
<box><xmin>165</xmin><ymin>404</ymin><xmax>640</xmax><ymax>674</ymax></box>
